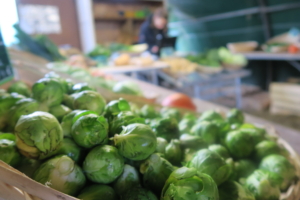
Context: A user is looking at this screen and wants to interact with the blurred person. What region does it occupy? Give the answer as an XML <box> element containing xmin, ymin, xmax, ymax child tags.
<box><xmin>139</xmin><ymin>7</ymin><xmax>168</xmax><ymax>55</ymax></box>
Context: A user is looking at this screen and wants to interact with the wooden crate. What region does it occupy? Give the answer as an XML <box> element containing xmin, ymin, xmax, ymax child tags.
<box><xmin>270</xmin><ymin>83</ymin><xmax>300</xmax><ymax>116</ymax></box>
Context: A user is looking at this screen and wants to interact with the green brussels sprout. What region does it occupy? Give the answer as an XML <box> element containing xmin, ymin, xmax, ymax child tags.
<box><xmin>56</xmin><ymin>138</ymin><xmax>85</xmax><ymax>163</ymax></box>
<box><xmin>208</xmin><ymin>144</ymin><xmax>230</xmax><ymax>159</ymax></box>
<box><xmin>246</xmin><ymin>170</ymin><xmax>281</xmax><ymax>200</ymax></box>
<box><xmin>71</xmin><ymin>82</ymin><xmax>96</xmax><ymax>93</ymax></box>
<box><xmin>165</xmin><ymin>139</ymin><xmax>183</xmax><ymax>166</ymax></box>
<box><xmin>178</xmin><ymin>117</ymin><xmax>196</xmax><ymax>135</ymax></box>
<box><xmin>259</xmin><ymin>154</ymin><xmax>296</xmax><ymax>190</ymax></box>
<box><xmin>61</xmin><ymin>110</ymin><xmax>81</xmax><ymax>138</ymax></box>
<box><xmin>187</xmin><ymin>149</ymin><xmax>231</xmax><ymax>185</ymax></box>
<box><xmin>44</xmin><ymin>72</ymin><xmax>69</xmax><ymax>93</ymax></box>
<box><xmin>114</xmin><ymin>123</ymin><xmax>157</xmax><ymax>161</ymax></box>
<box><xmin>32</xmin><ymin>78</ymin><xmax>64</xmax><ymax>107</ymax></box>
<box><xmin>150</xmin><ymin>117</ymin><xmax>180</xmax><ymax>142</ymax></box>
<box><xmin>161</xmin><ymin>167</ymin><xmax>219</xmax><ymax>200</ymax></box>
<box><xmin>113</xmin><ymin>164</ymin><xmax>140</xmax><ymax>196</ymax></box>
<box><xmin>226</xmin><ymin>108</ymin><xmax>244</xmax><ymax>125</ymax></box>
<box><xmin>109</xmin><ymin>111</ymin><xmax>145</xmax><ymax>136</ymax></box>
<box><xmin>7</xmin><ymin>98</ymin><xmax>40</xmax><ymax>131</ymax></box>
<box><xmin>72</xmin><ymin>110</ymin><xmax>98</xmax><ymax>124</ymax></box>
<box><xmin>140</xmin><ymin>153</ymin><xmax>175</xmax><ymax>196</ymax></box>
<box><xmin>77</xmin><ymin>184</ymin><xmax>117</xmax><ymax>200</ymax></box>
<box><xmin>160</xmin><ymin>107</ymin><xmax>181</xmax><ymax>122</ymax></box>
<box><xmin>15</xmin><ymin>111</ymin><xmax>63</xmax><ymax>159</ymax></box>
<box><xmin>225</xmin><ymin>130</ymin><xmax>256</xmax><ymax>158</ymax></box>
<box><xmin>139</xmin><ymin>105</ymin><xmax>159</xmax><ymax>119</ymax></box>
<box><xmin>122</xmin><ymin>187</ymin><xmax>158</xmax><ymax>200</ymax></box>
<box><xmin>235</xmin><ymin>159</ymin><xmax>256</xmax><ymax>180</ymax></box>
<box><xmin>72</xmin><ymin>90</ymin><xmax>106</xmax><ymax>114</ymax></box>
<box><xmin>219</xmin><ymin>181</ymin><xmax>255</xmax><ymax>200</ymax></box>
<box><xmin>0</xmin><ymin>134</ymin><xmax>21</xmax><ymax>167</ymax></box>
<box><xmin>16</xmin><ymin>157</ymin><xmax>41</xmax><ymax>178</ymax></box>
<box><xmin>254</xmin><ymin>140</ymin><xmax>282</xmax><ymax>161</ymax></box>
<box><xmin>199</xmin><ymin>110</ymin><xmax>224</xmax><ymax>123</ymax></box>
<box><xmin>156</xmin><ymin>137</ymin><xmax>168</xmax><ymax>155</ymax></box>
<box><xmin>33</xmin><ymin>155</ymin><xmax>86</xmax><ymax>196</ymax></box>
<box><xmin>71</xmin><ymin>114</ymin><xmax>108</xmax><ymax>148</ymax></box>
<box><xmin>49</xmin><ymin>104</ymin><xmax>71</xmax><ymax>122</ymax></box>
<box><xmin>239</xmin><ymin>127</ymin><xmax>265</xmax><ymax>146</ymax></box>
<box><xmin>83</xmin><ymin>145</ymin><xmax>124</xmax><ymax>184</ymax></box>
<box><xmin>104</xmin><ymin>98</ymin><xmax>131</xmax><ymax>120</ymax></box>
<box><xmin>179</xmin><ymin>134</ymin><xmax>207</xmax><ymax>150</ymax></box>
<box><xmin>7</xmin><ymin>81</ymin><xmax>31</xmax><ymax>97</ymax></box>
<box><xmin>0</xmin><ymin>93</ymin><xmax>25</xmax><ymax>129</ymax></box>
<box><xmin>112</xmin><ymin>81</ymin><xmax>143</xmax><ymax>96</ymax></box>
<box><xmin>190</xmin><ymin>121</ymin><xmax>218</xmax><ymax>144</ymax></box>
<box><xmin>182</xmin><ymin>112</ymin><xmax>197</xmax><ymax>120</ymax></box>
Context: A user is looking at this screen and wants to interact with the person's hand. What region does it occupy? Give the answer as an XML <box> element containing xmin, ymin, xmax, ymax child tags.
<box><xmin>151</xmin><ymin>46</ymin><xmax>159</xmax><ymax>53</ymax></box>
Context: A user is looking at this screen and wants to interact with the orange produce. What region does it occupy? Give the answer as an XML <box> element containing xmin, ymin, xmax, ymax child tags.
<box><xmin>162</xmin><ymin>93</ymin><xmax>197</xmax><ymax>111</ymax></box>
<box><xmin>288</xmin><ymin>45</ymin><xmax>299</xmax><ymax>54</ymax></box>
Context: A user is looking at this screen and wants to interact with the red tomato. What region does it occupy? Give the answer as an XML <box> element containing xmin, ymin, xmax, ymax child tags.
<box><xmin>162</xmin><ymin>93</ymin><xmax>197</xmax><ymax>111</ymax></box>
<box><xmin>288</xmin><ymin>45</ymin><xmax>299</xmax><ymax>54</ymax></box>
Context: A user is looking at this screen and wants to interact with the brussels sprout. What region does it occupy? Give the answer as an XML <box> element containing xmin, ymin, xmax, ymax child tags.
<box><xmin>113</xmin><ymin>164</ymin><xmax>140</xmax><ymax>196</ymax></box>
<box><xmin>83</xmin><ymin>145</ymin><xmax>124</xmax><ymax>184</ymax></box>
<box><xmin>190</xmin><ymin>121</ymin><xmax>218</xmax><ymax>144</ymax></box>
<box><xmin>104</xmin><ymin>98</ymin><xmax>131</xmax><ymax>120</ymax></box>
<box><xmin>49</xmin><ymin>104</ymin><xmax>71</xmax><ymax>122</ymax></box>
<box><xmin>165</xmin><ymin>139</ymin><xmax>183</xmax><ymax>166</ymax></box>
<box><xmin>199</xmin><ymin>110</ymin><xmax>224</xmax><ymax>123</ymax></box>
<box><xmin>254</xmin><ymin>140</ymin><xmax>282</xmax><ymax>161</ymax></box>
<box><xmin>226</xmin><ymin>108</ymin><xmax>244</xmax><ymax>125</ymax></box>
<box><xmin>16</xmin><ymin>157</ymin><xmax>41</xmax><ymax>178</ymax></box>
<box><xmin>235</xmin><ymin>159</ymin><xmax>256</xmax><ymax>180</ymax></box>
<box><xmin>71</xmin><ymin>114</ymin><xmax>108</xmax><ymax>148</ymax></box>
<box><xmin>139</xmin><ymin>105</ymin><xmax>159</xmax><ymax>119</ymax></box>
<box><xmin>259</xmin><ymin>154</ymin><xmax>296</xmax><ymax>190</ymax></box>
<box><xmin>72</xmin><ymin>90</ymin><xmax>106</xmax><ymax>114</ymax></box>
<box><xmin>56</xmin><ymin>138</ymin><xmax>85</xmax><ymax>163</ymax></box>
<box><xmin>219</xmin><ymin>181</ymin><xmax>255</xmax><ymax>200</ymax></box>
<box><xmin>32</xmin><ymin>78</ymin><xmax>64</xmax><ymax>107</ymax></box>
<box><xmin>112</xmin><ymin>81</ymin><xmax>143</xmax><ymax>96</ymax></box>
<box><xmin>109</xmin><ymin>111</ymin><xmax>145</xmax><ymax>136</ymax></box>
<box><xmin>61</xmin><ymin>110</ymin><xmax>81</xmax><ymax>138</ymax></box>
<box><xmin>122</xmin><ymin>187</ymin><xmax>158</xmax><ymax>200</ymax></box>
<box><xmin>240</xmin><ymin>127</ymin><xmax>265</xmax><ymax>146</ymax></box>
<box><xmin>0</xmin><ymin>134</ymin><xmax>21</xmax><ymax>167</ymax></box>
<box><xmin>71</xmin><ymin>82</ymin><xmax>95</xmax><ymax>93</ymax></box>
<box><xmin>72</xmin><ymin>110</ymin><xmax>98</xmax><ymax>124</ymax></box>
<box><xmin>77</xmin><ymin>184</ymin><xmax>117</xmax><ymax>200</ymax></box>
<box><xmin>62</xmin><ymin>94</ymin><xmax>75</xmax><ymax>109</ymax></box>
<box><xmin>246</xmin><ymin>170</ymin><xmax>281</xmax><ymax>200</ymax></box>
<box><xmin>208</xmin><ymin>144</ymin><xmax>230</xmax><ymax>159</ymax></box>
<box><xmin>114</xmin><ymin>123</ymin><xmax>156</xmax><ymax>161</ymax></box>
<box><xmin>187</xmin><ymin>149</ymin><xmax>231</xmax><ymax>185</ymax></box>
<box><xmin>161</xmin><ymin>167</ymin><xmax>219</xmax><ymax>200</ymax></box>
<box><xmin>179</xmin><ymin>134</ymin><xmax>207</xmax><ymax>150</ymax></box>
<box><xmin>225</xmin><ymin>130</ymin><xmax>255</xmax><ymax>158</ymax></box>
<box><xmin>178</xmin><ymin>117</ymin><xmax>196</xmax><ymax>135</ymax></box>
<box><xmin>140</xmin><ymin>153</ymin><xmax>175</xmax><ymax>196</ymax></box>
<box><xmin>7</xmin><ymin>98</ymin><xmax>40</xmax><ymax>131</ymax></box>
<box><xmin>15</xmin><ymin>111</ymin><xmax>63</xmax><ymax>159</ymax></box>
<box><xmin>182</xmin><ymin>112</ymin><xmax>197</xmax><ymax>120</ymax></box>
<box><xmin>44</xmin><ymin>72</ymin><xmax>69</xmax><ymax>93</ymax></box>
<box><xmin>160</xmin><ymin>107</ymin><xmax>181</xmax><ymax>122</ymax></box>
<box><xmin>33</xmin><ymin>155</ymin><xmax>86</xmax><ymax>196</ymax></box>
<box><xmin>0</xmin><ymin>93</ymin><xmax>25</xmax><ymax>129</ymax></box>
<box><xmin>156</xmin><ymin>137</ymin><xmax>168</xmax><ymax>155</ymax></box>
<box><xmin>150</xmin><ymin>117</ymin><xmax>180</xmax><ymax>142</ymax></box>
<box><xmin>7</xmin><ymin>81</ymin><xmax>31</xmax><ymax>97</ymax></box>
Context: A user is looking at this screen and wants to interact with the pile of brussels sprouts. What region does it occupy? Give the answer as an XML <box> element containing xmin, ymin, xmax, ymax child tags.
<box><xmin>0</xmin><ymin>72</ymin><xmax>297</xmax><ymax>200</ymax></box>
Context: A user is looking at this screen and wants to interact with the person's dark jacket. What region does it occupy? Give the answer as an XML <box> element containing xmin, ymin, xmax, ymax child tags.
<box><xmin>139</xmin><ymin>15</ymin><xmax>167</xmax><ymax>54</ymax></box>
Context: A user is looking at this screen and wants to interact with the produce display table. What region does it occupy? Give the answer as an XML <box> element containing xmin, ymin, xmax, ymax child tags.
<box><xmin>98</xmin><ymin>61</ymin><xmax>169</xmax><ymax>85</ymax></box>
<box><xmin>241</xmin><ymin>51</ymin><xmax>300</xmax><ymax>71</ymax></box>
<box><xmin>157</xmin><ymin>69</ymin><xmax>251</xmax><ymax>109</ymax></box>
